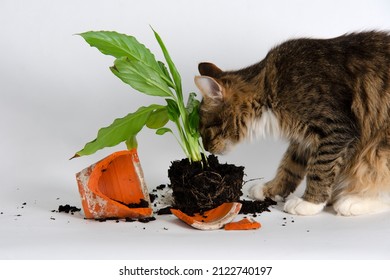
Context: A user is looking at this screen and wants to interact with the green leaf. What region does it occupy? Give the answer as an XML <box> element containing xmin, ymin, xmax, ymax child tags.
<box><xmin>146</xmin><ymin>107</ymin><xmax>169</xmax><ymax>129</ymax></box>
<box><xmin>189</xmin><ymin>114</ymin><xmax>200</xmax><ymax>135</ymax></box>
<box><xmin>158</xmin><ymin>61</ymin><xmax>174</xmax><ymax>87</ymax></box>
<box><xmin>75</xmin><ymin>104</ymin><xmax>164</xmax><ymax>157</ymax></box>
<box><xmin>165</xmin><ymin>98</ymin><xmax>180</xmax><ymax>121</ymax></box>
<box><xmin>151</xmin><ymin>28</ymin><xmax>183</xmax><ymax>97</ymax></box>
<box><xmin>75</xmin><ymin>28</ymin><xmax>204</xmax><ymax>162</ymax></box>
<box><xmin>156</xmin><ymin>127</ymin><xmax>173</xmax><ymax>135</ymax></box>
<box><xmin>186</xmin><ymin>92</ymin><xmax>200</xmax><ymax>136</ymax></box>
<box><xmin>78</xmin><ymin>31</ymin><xmax>160</xmax><ymax>73</ymax></box>
<box><xmin>186</xmin><ymin>92</ymin><xmax>200</xmax><ymax>114</ymax></box>
<box><xmin>188</xmin><ymin>110</ymin><xmax>200</xmax><ymax>136</ymax></box>
<box><xmin>111</xmin><ymin>57</ymin><xmax>173</xmax><ymax>97</ymax></box>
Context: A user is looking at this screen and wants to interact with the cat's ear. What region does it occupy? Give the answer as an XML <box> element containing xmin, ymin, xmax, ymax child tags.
<box><xmin>198</xmin><ymin>62</ymin><xmax>223</xmax><ymax>78</ymax></box>
<box><xmin>194</xmin><ymin>76</ymin><xmax>223</xmax><ymax>101</ymax></box>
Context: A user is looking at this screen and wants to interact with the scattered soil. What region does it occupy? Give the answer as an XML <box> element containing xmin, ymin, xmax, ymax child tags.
<box><xmin>138</xmin><ymin>217</ymin><xmax>156</xmax><ymax>223</ymax></box>
<box><xmin>157</xmin><ymin>206</ymin><xmax>172</xmax><ymax>215</ymax></box>
<box><xmin>56</xmin><ymin>200</ymin><xmax>153</xmax><ymax>223</ymax></box>
<box><xmin>92</xmin><ymin>215</ymin><xmax>156</xmax><ymax>223</ymax></box>
<box><xmin>57</xmin><ymin>204</ymin><xmax>81</xmax><ymax>214</ymax></box>
<box><xmin>281</xmin><ymin>216</ymin><xmax>296</xmax><ymax>227</ymax></box>
<box><xmin>156</xmin><ymin>184</ymin><xmax>166</xmax><ymax>190</ymax></box>
<box><xmin>150</xmin><ymin>184</ymin><xmax>173</xmax><ymax>213</ymax></box>
<box><xmin>125</xmin><ymin>199</ymin><xmax>149</xmax><ymax>208</ymax></box>
<box><xmin>95</xmin><ymin>218</ymin><xmax>112</xmax><ymax>222</ymax></box>
<box><xmin>239</xmin><ymin>198</ymin><xmax>277</xmax><ymax>215</ymax></box>
<box><xmin>168</xmin><ymin>154</ymin><xmax>244</xmax><ymax>215</ymax></box>
<box><xmin>112</xmin><ymin>198</ymin><xmax>150</xmax><ymax>208</ymax></box>
<box><xmin>149</xmin><ymin>193</ymin><xmax>157</xmax><ymax>203</ymax></box>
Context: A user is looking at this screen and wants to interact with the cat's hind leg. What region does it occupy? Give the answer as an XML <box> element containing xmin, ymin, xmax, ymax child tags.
<box><xmin>333</xmin><ymin>195</ymin><xmax>390</xmax><ymax>216</ymax></box>
<box><xmin>333</xmin><ymin>144</ymin><xmax>390</xmax><ymax>216</ymax></box>
<box><xmin>250</xmin><ymin>142</ymin><xmax>309</xmax><ymax>201</ymax></box>
<box><xmin>284</xmin><ymin>131</ymin><xmax>357</xmax><ymax>216</ymax></box>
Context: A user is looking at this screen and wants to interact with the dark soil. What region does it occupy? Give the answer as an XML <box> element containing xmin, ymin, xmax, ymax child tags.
<box><xmin>113</xmin><ymin>198</ymin><xmax>150</xmax><ymax>208</ymax></box>
<box><xmin>138</xmin><ymin>217</ymin><xmax>156</xmax><ymax>223</ymax></box>
<box><xmin>93</xmin><ymin>216</ymin><xmax>156</xmax><ymax>223</ymax></box>
<box><xmin>149</xmin><ymin>193</ymin><xmax>157</xmax><ymax>203</ymax></box>
<box><xmin>156</xmin><ymin>184</ymin><xmax>166</xmax><ymax>190</ymax></box>
<box><xmin>168</xmin><ymin>154</ymin><xmax>245</xmax><ymax>215</ymax></box>
<box><xmin>91</xmin><ymin>199</ymin><xmax>153</xmax><ymax>223</ymax></box>
<box><xmin>58</xmin><ymin>204</ymin><xmax>81</xmax><ymax>214</ymax></box>
<box><xmin>239</xmin><ymin>198</ymin><xmax>277</xmax><ymax>215</ymax></box>
<box><xmin>125</xmin><ymin>199</ymin><xmax>149</xmax><ymax>208</ymax></box>
<box><xmin>157</xmin><ymin>206</ymin><xmax>172</xmax><ymax>215</ymax></box>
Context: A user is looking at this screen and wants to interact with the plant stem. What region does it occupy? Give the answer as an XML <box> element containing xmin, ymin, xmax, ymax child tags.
<box><xmin>176</xmin><ymin>97</ymin><xmax>202</xmax><ymax>162</ymax></box>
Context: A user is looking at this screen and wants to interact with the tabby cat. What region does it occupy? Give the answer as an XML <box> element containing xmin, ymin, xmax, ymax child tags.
<box><xmin>195</xmin><ymin>31</ymin><xmax>390</xmax><ymax>216</ymax></box>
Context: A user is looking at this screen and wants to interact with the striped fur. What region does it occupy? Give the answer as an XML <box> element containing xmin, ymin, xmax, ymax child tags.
<box><xmin>195</xmin><ymin>31</ymin><xmax>390</xmax><ymax>215</ymax></box>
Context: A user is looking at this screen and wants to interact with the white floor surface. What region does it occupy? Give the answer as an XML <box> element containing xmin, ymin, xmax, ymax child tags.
<box><xmin>1</xmin><ymin>0</ymin><xmax>390</xmax><ymax>261</ymax></box>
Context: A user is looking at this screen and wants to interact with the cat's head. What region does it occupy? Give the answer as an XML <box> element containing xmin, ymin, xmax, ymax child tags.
<box><xmin>195</xmin><ymin>62</ymin><xmax>254</xmax><ymax>154</ymax></box>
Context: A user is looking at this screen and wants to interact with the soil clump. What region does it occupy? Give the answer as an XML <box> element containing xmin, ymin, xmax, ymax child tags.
<box><xmin>168</xmin><ymin>154</ymin><xmax>245</xmax><ymax>215</ymax></box>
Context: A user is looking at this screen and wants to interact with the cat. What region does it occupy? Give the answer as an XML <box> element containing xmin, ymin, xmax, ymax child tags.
<box><xmin>194</xmin><ymin>31</ymin><xmax>390</xmax><ymax>216</ymax></box>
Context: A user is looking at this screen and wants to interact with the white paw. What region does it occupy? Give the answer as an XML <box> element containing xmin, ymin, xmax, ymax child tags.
<box><xmin>249</xmin><ymin>184</ymin><xmax>284</xmax><ymax>202</ymax></box>
<box><xmin>333</xmin><ymin>196</ymin><xmax>390</xmax><ymax>216</ymax></box>
<box><xmin>284</xmin><ymin>196</ymin><xmax>325</xmax><ymax>215</ymax></box>
<box><xmin>249</xmin><ymin>184</ymin><xmax>266</xmax><ymax>200</ymax></box>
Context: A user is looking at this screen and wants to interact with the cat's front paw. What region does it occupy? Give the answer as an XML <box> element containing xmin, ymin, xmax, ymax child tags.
<box><xmin>249</xmin><ymin>184</ymin><xmax>266</xmax><ymax>200</ymax></box>
<box><xmin>284</xmin><ymin>196</ymin><xmax>325</xmax><ymax>215</ymax></box>
<box><xmin>249</xmin><ymin>184</ymin><xmax>283</xmax><ymax>202</ymax></box>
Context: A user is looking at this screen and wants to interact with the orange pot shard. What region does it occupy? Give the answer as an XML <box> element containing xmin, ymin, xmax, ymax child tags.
<box><xmin>170</xmin><ymin>202</ymin><xmax>242</xmax><ymax>230</ymax></box>
<box><xmin>224</xmin><ymin>217</ymin><xmax>261</xmax><ymax>230</ymax></box>
<box><xmin>76</xmin><ymin>149</ymin><xmax>153</xmax><ymax>219</ymax></box>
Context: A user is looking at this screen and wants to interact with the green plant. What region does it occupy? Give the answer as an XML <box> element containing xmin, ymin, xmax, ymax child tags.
<box><xmin>72</xmin><ymin>28</ymin><xmax>204</xmax><ymax>162</ymax></box>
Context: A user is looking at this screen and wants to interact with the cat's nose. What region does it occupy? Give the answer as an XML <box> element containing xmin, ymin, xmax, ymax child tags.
<box><xmin>202</xmin><ymin>140</ymin><xmax>212</xmax><ymax>152</ymax></box>
<box><xmin>204</xmin><ymin>141</ymin><xmax>222</xmax><ymax>155</ymax></box>
<box><xmin>201</xmin><ymin>138</ymin><xmax>215</xmax><ymax>154</ymax></box>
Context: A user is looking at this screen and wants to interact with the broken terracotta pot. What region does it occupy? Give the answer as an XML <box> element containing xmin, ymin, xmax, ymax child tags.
<box><xmin>170</xmin><ymin>202</ymin><xmax>242</xmax><ymax>230</ymax></box>
<box><xmin>76</xmin><ymin>149</ymin><xmax>153</xmax><ymax>220</ymax></box>
<box><xmin>224</xmin><ymin>217</ymin><xmax>261</xmax><ymax>230</ymax></box>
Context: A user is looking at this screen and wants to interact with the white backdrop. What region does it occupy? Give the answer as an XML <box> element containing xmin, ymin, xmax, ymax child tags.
<box><xmin>1</xmin><ymin>0</ymin><xmax>390</xmax><ymax>260</ymax></box>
